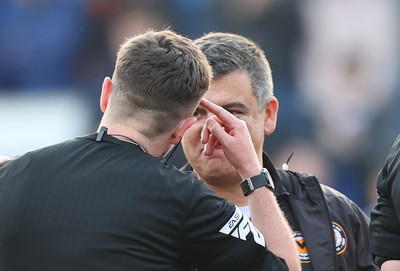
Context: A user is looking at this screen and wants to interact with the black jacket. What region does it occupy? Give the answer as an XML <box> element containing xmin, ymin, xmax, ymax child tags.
<box><xmin>183</xmin><ymin>152</ymin><xmax>378</xmax><ymax>271</ymax></box>
<box><xmin>369</xmin><ymin>134</ymin><xmax>400</xmax><ymax>266</ymax></box>
<box><xmin>0</xmin><ymin>133</ymin><xmax>287</xmax><ymax>271</ymax></box>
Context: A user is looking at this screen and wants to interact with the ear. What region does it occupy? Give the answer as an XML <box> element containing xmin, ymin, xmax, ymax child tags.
<box><xmin>170</xmin><ymin>117</ymin><xmax>197</xmax><ymax>144</ymax></box>
<box><xmin>264</xmin><ymin>96</ymin><xmax>279</xmax><ymax>135</ymax></box>
<box><xmin>100</xmin><ymin>77</ymin><xmax>113</xmax><ymax>113</ymax></box>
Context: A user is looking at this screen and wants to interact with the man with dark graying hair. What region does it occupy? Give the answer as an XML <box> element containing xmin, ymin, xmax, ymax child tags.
<box><xmin>181</xmin><ymin>32</ymin><xmax>378</xmax><ymax>271</ymax></box>
<box><xmin>0</xmin><ymin>30</ymin><xmax>298</xmax><ymax>270</ymax></box>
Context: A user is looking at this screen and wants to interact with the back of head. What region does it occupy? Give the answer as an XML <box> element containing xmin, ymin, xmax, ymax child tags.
<box><xmin>110</xmin><ymin>29</ymin><xmax>212</xmax><ymax>137</ymax></box>
<box><xmin>194</xmin><ymin>32</ymin><xmax>273</xmax><ymax>111</ymax></box>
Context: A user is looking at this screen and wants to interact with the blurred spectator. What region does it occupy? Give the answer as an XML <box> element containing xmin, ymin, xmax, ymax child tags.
<box><xmin>169</xmin><ymin>0</ymin><xmax>216</xmax><ymax>39</ymax></box>
<box><xmin>272</xmin><ymin>139</ymin><xmax>335</xmax><ymax>187</ymax></box>
<box><xmin>296</xmin><ymin>0</ymin><xmax>400</xmax><ymax>162</ymax></box>
<box><xmin>213</xmin><ymin>0</ymin><xmax>301</xmax><ymax>84</ymax></box>
<box><xmin>294</xmin><ymin>0</ymin><xmax>400</xmax><ymax>205</ymax></box>
<box><xmin>0</xmin><ymin>0</ymin><xmax>93</xmax><ymax>156</ymax></box>
<box><xmin>0</xmin><ymin>0</ymin><xmax>87</xmax><ymax>90</ymax></box>
<box><xmin>75</xmin><ymin>0</ymin><xmax>171</xmax><ymax>125</ymax></box>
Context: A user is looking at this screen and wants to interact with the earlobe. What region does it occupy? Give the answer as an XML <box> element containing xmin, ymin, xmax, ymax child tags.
<box><xmin>264</xmin><ymin>97</ymin><xmax>279</xmax><ymax>135</ymax></box>
<box><xmin>171</xmin><ymin>117</ymin><xmax>197</xmax><ymax>144</ymax></box>
<box><xmin>100</xmin><ymin>77</ymin><xmax>112</xmax><ymax>113</ymax></box>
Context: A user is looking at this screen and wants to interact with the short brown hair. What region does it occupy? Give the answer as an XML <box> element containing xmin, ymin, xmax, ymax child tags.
<box><xmin>110</xmin><ymin>29</ymin><xmax>212</xmax><ymax>137</ymax></box>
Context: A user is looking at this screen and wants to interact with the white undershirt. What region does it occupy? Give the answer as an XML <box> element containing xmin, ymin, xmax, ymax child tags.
<box><xmin>238</xmin><ymin>205</ymin><xmax>251</xmax><ymax>219</ymax></box>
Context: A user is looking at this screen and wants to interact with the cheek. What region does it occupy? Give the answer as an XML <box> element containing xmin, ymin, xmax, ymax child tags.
<box><xmin>184</xmin><ymin>123</ymin><xmax>202</xmax><ymax>140</ymax></box>
<box><xmin>182</xmin><ymin>123</ymin><xmax>203</xmax><ymax>152</ymax></box>
<box><xmin>247</xmin><ymin>121</ymin><xmax>266</xmax><ymax>150</ymax></box>
<box><xmin>251</xmin><ymin>132</ymin><xmax>264</xmax><ymax>152</ymax></box>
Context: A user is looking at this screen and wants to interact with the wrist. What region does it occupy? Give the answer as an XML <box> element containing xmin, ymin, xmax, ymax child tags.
<box><xmin>236</xmin><ymin>165</ymin><xmax>263</xmax><ymax>180</ymax></box>
<box><xmin>240</xmin><ymin>168</ymin><xmax>275</xmax><ymax>196</ymax></box>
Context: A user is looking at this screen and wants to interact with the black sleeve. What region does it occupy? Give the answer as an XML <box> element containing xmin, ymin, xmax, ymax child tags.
<box><xmin>370</xmin><ymin>135</ymin><xmax>400</xmax><ymax>264</ymax></box>
<box><xmin>388</xmin><ymin>137</ymin><xmax>400</xmax><ymax>233</ymax></box>
<box><xmin>349</xmin><ymin>201</ymin><xmax>379</xmax><ymax>270</ymax></box>
<box><xmin>182</xmin><ymin>177</ymin><xmax>288</xmax><ymax>271</ymax></box>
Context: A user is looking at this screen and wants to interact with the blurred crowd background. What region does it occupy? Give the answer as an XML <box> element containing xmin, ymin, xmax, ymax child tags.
<box><xmin>1</xmin><ymin>0</ymin><xmax>400</xmax><ymax>215</ymax></box>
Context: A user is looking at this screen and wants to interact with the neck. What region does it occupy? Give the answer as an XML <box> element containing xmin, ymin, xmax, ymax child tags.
<box><xmin>98</xmin><ymin>122</ymin><xmax>172</xmax><ymax>157</ymax></box>
<box><xmin>200</xmin><ymin>174</ymin><xmax>249</xmax><ymax>207</ymax></box>
<box><xmin>213</xmin><ymin>185</ymin><xmax>249</xmax><ymax>207</ymax></box>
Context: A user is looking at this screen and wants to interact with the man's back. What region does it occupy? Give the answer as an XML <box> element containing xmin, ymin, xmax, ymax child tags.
<box><xmin>0</xmin><ymin>133</ymin><xmax>235</xmax><ymax>270</ymax></box>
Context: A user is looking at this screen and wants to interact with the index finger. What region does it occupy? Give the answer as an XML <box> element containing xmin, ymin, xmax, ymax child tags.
<box><xmin>199</xmin><ymin>98</ymin><xmax>235</xmax><ymax>127</ymax></box>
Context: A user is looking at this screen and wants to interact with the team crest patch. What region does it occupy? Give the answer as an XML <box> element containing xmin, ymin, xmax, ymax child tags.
<box><xmin>332</xmin><ymin>222</ymin><xmax>347</xmax><ymax>254</ymax></box>
<box><xmin>293</xmin><ymin>222</ymin><xmax>347</xmax><ymax>263</ymax></box>
<box><xmin>293</xmin><ymin>231</ymin><xmax>311</xmax><ymax>263</ymax></box>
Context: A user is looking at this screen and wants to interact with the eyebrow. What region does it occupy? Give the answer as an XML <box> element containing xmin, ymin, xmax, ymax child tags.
<box><xmin>221</xmin><ymin>102</ymin><xmax>249</xmax><ymax>111</ymax></box>
<box><xmin>197</xmin><ymin>101</ymin><xmax>249</xmax><ymax>112</ymax></box>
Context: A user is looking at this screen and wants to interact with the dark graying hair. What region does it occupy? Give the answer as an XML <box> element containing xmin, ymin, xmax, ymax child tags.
<box><xmin>194</xmin><ymin>32</ymin><xmax>273</xmax><ymax>111</ymax></box>
<box><xmin>110</xmin><ymin>29</ymin><xmax>212</xmax><ymax>137</ymax></box>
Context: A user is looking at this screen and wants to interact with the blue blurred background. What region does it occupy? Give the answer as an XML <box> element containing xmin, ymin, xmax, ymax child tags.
<box><xmin>1</xmin><ymin>0</ymin><xmax>400</xmax><ymax>214</ymax></box>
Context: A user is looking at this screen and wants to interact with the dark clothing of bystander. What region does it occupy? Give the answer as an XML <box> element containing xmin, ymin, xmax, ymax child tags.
<box><xmin>369</xmin><ymin>134</ymin><xmax>400</xmax><ymax>267</ymax></box>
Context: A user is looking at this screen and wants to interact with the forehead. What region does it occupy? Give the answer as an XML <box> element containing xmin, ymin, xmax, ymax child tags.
<box><xmin>204</xmin><ymin>70</ymin><xmax>256</xmax><ymax>106</ymax></box>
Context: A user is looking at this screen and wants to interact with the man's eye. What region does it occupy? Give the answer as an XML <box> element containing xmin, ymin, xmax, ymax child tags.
<box><xmin>193</xmin><ymin>109</ymin><xmax>206</xmax><ymax>118</ymax></box>
<box><xmin>228</xmin><ymin>110</ymin><xmax>241</xmax><ymax>116</ymax></box>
